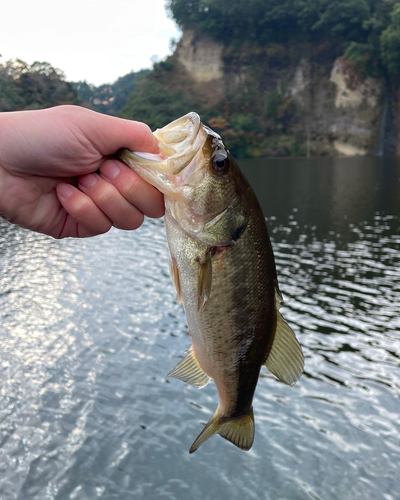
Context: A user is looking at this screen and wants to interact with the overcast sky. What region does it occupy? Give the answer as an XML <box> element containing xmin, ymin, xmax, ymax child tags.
<box><xmin>0</xmin><ymin>0</ymin><xmax>181</xmax><ymax>85</ymax></box>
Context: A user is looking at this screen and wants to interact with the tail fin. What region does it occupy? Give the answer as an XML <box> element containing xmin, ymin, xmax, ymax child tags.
<box><xmin>189</xmin><ymin>408</ymin><xmax>255</xmax><ymax>454</ymax></box>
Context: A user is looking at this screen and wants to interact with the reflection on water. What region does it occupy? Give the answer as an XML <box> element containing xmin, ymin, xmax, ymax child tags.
<box><xmin>0</xmin><ymin>157</ymin><xmax>399</xmax><ymax>500</ymax></box>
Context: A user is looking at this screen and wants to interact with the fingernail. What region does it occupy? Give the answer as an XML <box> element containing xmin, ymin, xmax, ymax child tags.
<box><xmin>101</xmin><ymin>162</ymin><xmax>121</xmax><ymax>181</ymax></box>
<box><xmin>58</xmin><ymin>184</ymin><xmax>74</xmax><ymax>199</ymax></box>
<box><xmin>79</xmin><ymin>174</ymin><xmax>97</xmax><ymax>188</ymax></box>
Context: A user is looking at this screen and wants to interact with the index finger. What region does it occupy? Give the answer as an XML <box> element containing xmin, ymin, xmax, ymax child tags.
<box><xmin>99</xmin><ymin>159</ymin><xmax>164</xmax><ymax>218</ymax></box>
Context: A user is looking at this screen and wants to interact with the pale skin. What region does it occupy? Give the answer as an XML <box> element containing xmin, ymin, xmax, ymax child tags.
<box><xmin>0</xmin><ymin>105</ymin><xmax>164</xmax><ymax>238</ymax></box>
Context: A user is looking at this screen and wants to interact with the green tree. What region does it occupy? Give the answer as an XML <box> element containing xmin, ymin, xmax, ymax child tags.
<box><xmin>72</xmin><ymin>69</ymin><xmax>150</xmax><ymax>115</ymax></box>
<box><xmin>311</xmin><ymin>0</ymin><xmax>370</xmax><ymax>40</ymax></box>
<box><xmin>381</xmin><ymin>3</ymin><xmax>400</xmax><ymax>75</ymax></box>
<box><xmin>168</xmin><ymin>0</ymin><xmax>301</xmax><ymax>43</ymax></box>
<box><xmin>120</xmin><ymin>78</ymin><xmax>195</xmax><ymax>130</ymax></box>
<box><xmin>0</xmin><ymin>58</ymin><xmax>77</xmax><ymax>111</ymax></box>
<box><xmin>168</xmin><ymin>0</ymin><xmax>376</xmax><ymax>45</ymax></box>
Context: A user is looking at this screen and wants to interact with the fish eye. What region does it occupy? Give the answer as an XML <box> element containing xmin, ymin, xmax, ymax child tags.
<box><xmin>212</xmin><ymin>153</ymin><xmax>229</xmax><ymax>175</ymax></box>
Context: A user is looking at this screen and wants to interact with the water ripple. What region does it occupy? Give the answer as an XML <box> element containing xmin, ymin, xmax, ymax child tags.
<box><xmin>1</xmin><ymin>157</ymin><xmax>400</xmax><ymax>499</ymax></box>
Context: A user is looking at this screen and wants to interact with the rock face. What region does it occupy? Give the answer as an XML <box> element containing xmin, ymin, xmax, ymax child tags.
<box><xmin>171</xmin><ymin>30</ymin><xmax>393</xmax><ymax>156</ymax></box>
<box><xmin>173</xmin><ymin>30</ymin><xmax>225</xmax><ymax>106</ymax></box>
<box><xmin>288</xmin><ymin>57</ymin><xmax>384</xmax><ymax>156</ymax></box>
<box><xmin>176</xmin><ymin>30</ymin><xmax>224</xmax><ymax>83</ymax></box>
<box><xmin>329</xmin><ymin>59</ymin><xmax>383</xmax><ymax>155</ymax></box>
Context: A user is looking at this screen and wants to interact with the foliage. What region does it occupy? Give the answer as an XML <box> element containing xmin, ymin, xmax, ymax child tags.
<box><xmin>342</xmin><ymin>0</ymin><xmax>399</xmax><ymax>76</ymax></box>
<box><xmin>202</xmin><ymin>86</ymin><xmax>302</xmax><ymax>158</ymax></box>
<box><xmin>168</xmin><ymin>0</ymin><xmax>400</xmax><ymax>78</ymax></box>
<box><xmin>311</xmin><ymin>0</ymin><xmax>370</xmax><ymax>39</ymax></box>
<box><xmin>380</xmin><ymin>3</ymin><xmax>400</xmax><ymax>75</ymax></box>
<box><xmin>168</xmin><ymin>0</ymin><xmax>300</xmax><ymax>44</ymax></box>
<box><xmin>0</xmin><ymin>58</ymin><xmax>77</xmax><ymax>111</ymax></box>
<box><xmin>120</xmin><ymin>78</ymin><xmax>196</xmax><ymax>130</ymax></box>
<box><xmin>0</xmin><ymin>57</ymin><xmax>147</xmax><ymax>116</ymax></box>
<box><xmin>344</xmin><ymin>42</ymin><xmax>376</xmax><ymax>75</ymax></box>
<box><xmin>168</xmin><ymin>0</ymin><xmax>374</xmax><ymax>44</ymax></box>
<box><xmin>72</xmin><ymin>69</ymin><xmax>150</xmax><ymax>115</ymax></box>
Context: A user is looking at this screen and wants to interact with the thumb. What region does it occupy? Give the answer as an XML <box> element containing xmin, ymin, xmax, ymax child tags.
<box><xmin>80</xmin><ymin>108</ymin><xmax>160</xmax><ymax>156</ymax></box>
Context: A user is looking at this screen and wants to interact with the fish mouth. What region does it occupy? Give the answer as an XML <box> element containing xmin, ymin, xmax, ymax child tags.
<box><xmin>154</xmin><ymin>112</ymin><xmax>201</xmax><ymax>154</ymax></box>
<box><xmin>119</xmin><ymin>112</ymin><xmax>208</xmax><ymax>194</ymax></box>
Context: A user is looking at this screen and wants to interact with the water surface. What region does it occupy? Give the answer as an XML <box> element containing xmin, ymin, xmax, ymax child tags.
<box><xmin>0</xmin><ymin>157</ymin><xmax>399</xmax><ymax>500</ymax></box>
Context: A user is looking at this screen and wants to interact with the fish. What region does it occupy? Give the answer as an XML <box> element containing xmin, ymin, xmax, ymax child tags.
<box><xmin>120</xmin><ymin>112</ymin><xmax>304</xmax><ymax>453</ymax></box>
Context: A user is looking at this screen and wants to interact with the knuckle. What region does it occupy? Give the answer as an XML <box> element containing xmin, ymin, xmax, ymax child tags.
<box><xmin>116</xmin><ymin>212</ymin><xmax>144</xmax><ymax>230</ymax></box>
<box><xmin>57</xmin><ymin>104</ymin><xmax>81</xmax><ymax>117</ymax></box>
<box><xmin>96</xmin><ymin>183</ymin><xmax>115</xmax><ymax>206</ymax></box>
<box><xmin>75</xmin><ymin>198</ymin><xmax>92</xmax><ymax>219</ymax></box>
<box><xmin>74</xmin><ymin>198</ymin><xmax>111</xmax><ymax>233</ymax></box>
<box><xmin>128</xmin><ymin>120</ymin><xmax>151</xmax><ymax>138</ymax></box>
<box><xmin>126</xmin><ymin>173</ymin><xmax>141</xmax><ymax>195</ymax></box>
<box><xmin>138</xmin><ymin>122</ymin><xmax>152</xmax><ymax>137</ymax></box>
<box><xmin>120</xmin><ymin>173</ymin><xmax>141</xmax><ymax>202</ymax></box>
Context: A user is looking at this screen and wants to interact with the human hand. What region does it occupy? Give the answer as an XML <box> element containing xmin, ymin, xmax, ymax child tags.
<box><xmin>0</xmin><ymin>105</ymin><xmax>164</xmax><ymax>238</ymax></box>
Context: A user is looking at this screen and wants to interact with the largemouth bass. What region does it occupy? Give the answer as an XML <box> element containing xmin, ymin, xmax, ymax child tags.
<box><xmin>120</xmin><ymin>112</ymin><xmax>304</xmax><ymax>453</ymax></box>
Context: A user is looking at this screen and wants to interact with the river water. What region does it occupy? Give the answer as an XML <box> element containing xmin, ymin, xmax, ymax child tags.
<box><xmin>0</xmin><ymin>157</ymin><xmax>399</xmax><ymax>500</ymax></box>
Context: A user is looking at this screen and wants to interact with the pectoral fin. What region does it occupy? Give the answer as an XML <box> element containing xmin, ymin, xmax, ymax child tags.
<box><xmin>197</xmin><ymin>249</ymin><xmax>212</xmax><ymax>312</ymax></box>
<box><xmin>264</xmin><ymin>311</ymin><xmax>304</xmax><ymax>386</ymax></box>
<box><xmin>167</xmin><ymin>346</ymin><xmax>211</xmax><ymax>389</ymax></box>
<box><xmin>169</xmin><ymin>258</ymin><xmax>182</xmax><ymax>303</ymax></box>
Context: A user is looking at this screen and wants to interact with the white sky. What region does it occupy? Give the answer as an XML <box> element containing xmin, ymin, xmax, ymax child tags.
<box><xmin>0</xmin><ymin>0</ymin><xmax>181</xmax><ymax>86</ymax></box>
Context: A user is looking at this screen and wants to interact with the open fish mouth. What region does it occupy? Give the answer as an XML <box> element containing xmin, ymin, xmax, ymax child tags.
<box><xmin>154</xmin><ymin>112</ymin><xmax>201</xmax><ymax>152</ymax></box>
<box><xmin>120</xmin><ymin>112</ymin><xmax>207</xmax><ymax>179</ymax></box>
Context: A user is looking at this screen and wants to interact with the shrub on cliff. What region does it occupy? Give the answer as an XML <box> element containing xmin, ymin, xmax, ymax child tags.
<box><xmin>120</xmin><ymin>78</ymin><xmax>195</xmax><ymax>130</ymax></box>
<box><xmin>168</xmin><ymin>0</ymin><xmax>372</xmax><ymax>46</ymax></box>
<box><xmin>381</xmin><ymin>3</ymin><xmax>400</xmax><ymax>76</ymax></box>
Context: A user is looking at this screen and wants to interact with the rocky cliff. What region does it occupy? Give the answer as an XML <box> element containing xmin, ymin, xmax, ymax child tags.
<box><xmin>166</xmin><ymin>30</ymin><xmax>394</xmax><ymax>157</ymax></box>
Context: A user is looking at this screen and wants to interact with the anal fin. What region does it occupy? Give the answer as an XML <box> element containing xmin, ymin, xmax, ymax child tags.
<box><xmin>264</xmin><ymin>311</ymin><xmax>304</xmax><ymax>386</ymax></box>
<box><xmin>167</xmin><ymin>346</ymin><xmax>211</xmax><ymax>389</ymax></box>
